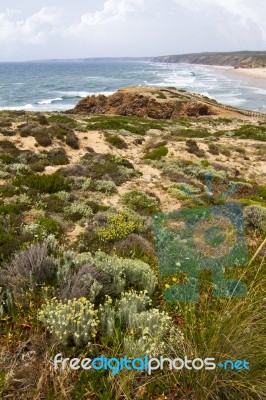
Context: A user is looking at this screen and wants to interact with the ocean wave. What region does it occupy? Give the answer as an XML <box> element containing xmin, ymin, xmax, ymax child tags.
<box><xmin>0</xmin><ymin>103</ymin><xmax>35</xmax><ymax>111</ymax></box>
<box><xmin>37</xmin><ymin>97</ymin><xmax>63</xmax><ymax>105</ymax></box>
<box><xmin>59</xmin><ymin>90</ymin><xmax>114</xmax><ymax>99</ymax></box>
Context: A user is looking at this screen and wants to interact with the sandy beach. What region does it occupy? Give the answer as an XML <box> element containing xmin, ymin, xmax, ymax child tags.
<box><xmin>207</xmin><ymin>65</ymin><xmax>266</xmax><ymax>89</ymax></box>
<box><xmin>210</xmin><ymin>65</ymin><xmax>266</xmax><ymax>79</ymax></box>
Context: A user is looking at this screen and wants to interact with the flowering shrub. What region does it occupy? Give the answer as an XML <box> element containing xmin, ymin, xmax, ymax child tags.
<box><xmin>38</xmin><ymin>297</ymin><xmax>99</xmax><ymax>346</ymax></box>
<box><xmin>116</xmin><ymin>290</ymin><xmax>151</xmax><ymax>326</ymax></box>
<box><xmin>124</xmin><ymin>309</ymin><xmax>175</xmax><ymax>357</ymax></box>
<box><xmin>96</xmin><ymin>211</ymin><xmax>145</xmax><ymax>242</ymax></box>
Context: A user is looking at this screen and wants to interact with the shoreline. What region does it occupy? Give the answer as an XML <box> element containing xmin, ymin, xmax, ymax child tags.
<box><xmin>208</xmin><ymin>65</ymin><xmax>266</xmax><ymax>79</ymax></box>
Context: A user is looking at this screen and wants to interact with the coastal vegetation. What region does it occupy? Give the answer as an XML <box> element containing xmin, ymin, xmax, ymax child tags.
<box><xmin>0</xmin><ymin>87</ymin><xmax>265</xmax><ymax>399</ymax></box>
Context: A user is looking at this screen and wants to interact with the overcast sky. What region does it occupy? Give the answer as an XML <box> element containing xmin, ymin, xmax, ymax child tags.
<box><xmin>0</xmin><ymin>0</ymin><xmax>265</xmax><ymax>61</ymax></box>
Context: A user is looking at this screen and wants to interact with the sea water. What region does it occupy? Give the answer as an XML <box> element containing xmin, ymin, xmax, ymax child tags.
<box><xmin>0</xmin><ymin>61</ymin><xmax>265</xmax><ymax>113</ymax></box>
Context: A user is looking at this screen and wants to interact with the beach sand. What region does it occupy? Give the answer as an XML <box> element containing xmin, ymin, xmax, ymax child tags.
<box><xmin>210</xmin><ymin>66</ymin><xmax>266</xmax><ymax>79</ymax></box>
<box><xmin>207</xmin><ymin>66</ymin><xmax>266</xmax><ymax>89</ymax></box>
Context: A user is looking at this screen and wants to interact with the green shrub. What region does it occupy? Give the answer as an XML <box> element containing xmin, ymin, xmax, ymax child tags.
<box><xmin>122</xmin><ymin>189</ymin><xmax>160</xmax><ymax>214</ymax></box>
<box><xmin>34</xmin><ymin>132</ymin><xmax>52</xmax><ymax>147</ymax></box>
<box><xmin>156</xmin><ymin>92</ymin><xmax>167</xmax><ymax>99</ymax></box>
<box><xmin>244</xmin><ymin>205</ymin><xmax>266</xmax><ymax>234</ymax></box>
<box><xmin>0</xmin><ymin>214</ymin><xmax>31</xmax><ymax>261</ymax></box>
<box><xmin>116</xmin><ymin>290</ymin><xmax>151</xmax><ymax>326</ymax></box>
<box><xmin>123</xmin><ymin>308</ymin><xmax>174</xmax><ymax>357</ymax></box>
<box><xmin>38</xmin><ymin>297</ymin><xmax>99</xmax><ymax>347</ymax></box>
<box><xmin>38</xmin><ymin>115</ymin><xmax>49</xmax><ymax>125</ymax></box>
<box><xmin>0</xmin><ymin>154</ymin><xmax>16</xmax><ymax>164</ymax></box>
<box><xmin>89</xmin><ymin>251</ymin><xmax>157</xmax><ymax>295</ymax></box>
<box><xmin>13</xmin><ymin>173</ymin><xmax>70</xmax><ymax>194</ymax></box>
<box><xmin>114</xmin><ymin>233</ymin><xmax>156</xmax><ymax>265</ymax></box>
<box><xmin>89</xmin><ymin>180</ymin><xmax>118</xmax><ymax>194</ymax></box>
<box><xmin>201</xmin><ymin>159</ymin><xmax>210</xmax><ymax>167</ymax></box>
<box><xmin>233</xmin><ymin>124</ymin><xmax>266</xmax><ymax>141</ymax></box>
<box><xmin>143</xmin><ymin>146</ymin><xmax>168</xmax><ymax>160</ymax></box>
<box><xmin>65</xmin><ymin>132</ymin><xmax>79</xmax><ymax>149</ymax></box>
<box><xmin>48</xmin><ymin>115</ymin><xmax>77</xmax><ymax>127</ymax></box>
<box><xmin>46</xmin><ymin>148</ymin><xmax>70</xmax><ymax>165</ymax></box>
<box><xmin>96</xmin><ymin>211</ymin><xmax>145</xmax><ymax>242</ymax></box>
<box><xmin>0</xmin><ymin>140</ymin><xmax>18</xmax><ymax>155</ymax></box>
<box><xmin>37</xmin><ymin>216</ymin><xmax>64</xmax><ymax>238</ymax></box>
<box><xmin>0</xmin><ymin>120</ymin><xmax>12</xmax><ymax>128</ymax></box>
<box><xmin>30</xmin><ymin>162</ymin><xmax>45</xmax><ymax>172</ymax></box>
<box><xmin>86</xmin><ymin>115</ymin><xmax>168</xmax><ymax>135</ymax></box>
<box><xmin>64</xmin><ymin>201</ymin><xmax>92</xmax><ymax>221</ymax></box>
<box><xmin>208</xmin><ymin>143</ymin><xmax>220</xmax><ymax>155</ymax></box>
<box><xmin>105</xmin><ymin>134</ymin><xmax>128</xmax><ymax>149</ymax></box>
<box><xmin>81</xmin><ymin>153</ymin><xmax>136</xmax><ymax>185</ymax></box>
<box><xmin>186</xmin><ymin>139</ymin><xmax>206</xmax><ymax>158</ymax></box>
<box><xmin>221</xmin><ymin>147</ymin><xmax>231</xmax><ymax>157</ymax></box>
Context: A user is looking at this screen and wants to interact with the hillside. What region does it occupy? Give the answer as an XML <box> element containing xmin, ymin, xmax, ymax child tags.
<box><xmin>152</xmin><ymin>51</ymin><xmax>266</xmax><ymax>68</ymax></box>
<box><xmin>0</xmin><ymin>87</ymin><xmax>265</xmax><ymax>399</ymax></box>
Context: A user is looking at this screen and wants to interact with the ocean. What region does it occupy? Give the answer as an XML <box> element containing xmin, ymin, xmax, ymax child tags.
<box><xmin>0</xmin><ymin>61</ymin><xmax>265</xmax><ymax>113</ymax></box>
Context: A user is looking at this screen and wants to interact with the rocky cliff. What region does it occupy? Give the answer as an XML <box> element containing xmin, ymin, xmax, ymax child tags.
<box><xmin>71</xmin><ymin>86</ymin><xmax>259</xmax><ymax>119</ymax></box>
<box><xmin>152</xmin><ymin>51</ymin><xmax>266</xmax><ymax>68</ymax></box>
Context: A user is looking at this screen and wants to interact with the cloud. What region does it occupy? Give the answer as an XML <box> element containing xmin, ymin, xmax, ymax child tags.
<box><xmin>175</xmin><ymin>0</ymin><xmax>266</xmax><ymax>39</ymax></box>
<box><xmin>0</xmin><ymin>1</ymin><xmax>265</xmax><ymax>60</ymax></box>
<box><xmin>69</xmin><ymin>0</ymin><xmax>144</xmax><ymax>33</ymax></box>
<box><xmin>0</xmin><ymin>7</ymin><xmax>59</xmax><ymax>44</ymax></box>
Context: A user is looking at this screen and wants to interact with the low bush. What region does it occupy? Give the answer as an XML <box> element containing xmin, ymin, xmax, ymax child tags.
<box><xmin>95</xmin><ymin>211</ymin><xmax>145</xmax><ymax>243</ymax></box>
<box><xmin>13</xmin><ymin>173</ymin><xmax>70</xmax><ymax>194</ymax></box>
<box><xmin>105</xmin><ymin>134</ymin><xmax>128</xmax><ymax>149</ymax></box>
<box><xmin>64</xmin><ymin>201</ymin><xmax>92</xmax><ymax>221</ymax></box>
<box><xmin>208</xmin><ymin>143</ymin><xmax>220</xmax><ymax>155</ymax></box>
<box><xmin>60</xmin><ymin>264</ymin><xmax>116</xmax><ymax>303</ymax></box>
<box><xmin>186</xmin><ymin>139</ymin><xmax>206</xmax><ymax>158</ymax></box>
<box><xmin>0</xmin><ymin>154</ymin><xmax>16</xmax><ymax>164</ymax></box>
<box><xmin>66</xmin><ymin>132</ymin><xmax>79</xmax><ymax>149</ymax></box>
<box><xmin>122</xmin><ymin>189</ymin><xmax>160</xmax><ymax>214</ymax></box>
<box><xmin>244</xmin><ymin>205</ymin><xmax>266</xmax><ymax>234</ymax></box>
<box><xmin>81</xmin><ymin>153</ymin><xmax>136</xmax><ymax>185</ymax></box>
<box><xmin>0</xmin><ymin>242</ymin><xmax>55</xmax><ymax>293</ymax></box>
<box><xmin>30</xmin><ymin>162</ymin><xmax>46</xmax><ymax>172</ymax></box>
<box><xmin>38</xmin><ymin>297</ymin><xmax>99</xmax><ymax>347</ymax></box>
<box><xmin>38</xmin><ymin>115</ymin><xmax>49</xmax><ymax>126</ymax></box>
<box><xmin>88</xmin><ymin>180</ymin><xmax>118</xmax><ymax>194</ymax></box>
<box><xmin>48</xmin><ymin>115</ymin><xmax>77</xmax><ymax>127</ymax></box>
<box><xmin>143</xmin><ymin>146</ymin><xmax>168</xmax><ymax>160</ymax></box>
<box><xmin>114</xmin><ymin>233</ymin><xmax>156</xmax><ymax>265</ymax></box>
<box><xmin>34</xmin><ymin>132</ymin><xmax>52</xmax><ymax>147</ymax></box>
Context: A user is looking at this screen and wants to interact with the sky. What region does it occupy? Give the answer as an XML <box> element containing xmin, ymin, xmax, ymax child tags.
<box><xmin>0</xmin><ymin>0</ymin><xmax>265</xmax><ymax>61</ymax></box>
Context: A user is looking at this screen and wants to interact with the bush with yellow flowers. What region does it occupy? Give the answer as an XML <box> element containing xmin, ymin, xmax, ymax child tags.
<box><xmin>96</xmin><ymin>210</ymin><xmax>145</xmax><ymax>242</ymax></box>
<box><xmin>38</xmin><ymin>297</ymin><xmax>99</xmax><ymax>347</ymax></box>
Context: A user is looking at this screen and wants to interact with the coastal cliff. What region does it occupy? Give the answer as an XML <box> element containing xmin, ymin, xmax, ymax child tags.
<box><xmin>71</xmin><ymin>86</ymin><xmax>260</xmax><ymax>119</ymax></box>
<box><xmin>151</xmin><ymin>51</ymin><xmax>266</xmax><ymax>68</ymax></box>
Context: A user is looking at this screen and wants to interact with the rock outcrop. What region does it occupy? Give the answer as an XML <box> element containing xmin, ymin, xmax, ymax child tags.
<box><xmin>71</xmin><ymin>87</ymin><xmax>213</xmax><ymax>119</ymax></box>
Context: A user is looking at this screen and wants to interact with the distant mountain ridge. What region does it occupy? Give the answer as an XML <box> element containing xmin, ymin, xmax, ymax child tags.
<box><xmin>151</xmin><ymin>51</ymin><xmax>266</xmax><ymax>68</ymax></box>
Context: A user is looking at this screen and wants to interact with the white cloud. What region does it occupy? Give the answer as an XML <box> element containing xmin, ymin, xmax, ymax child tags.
<box><xmin>0</xmin><ymin>1</ymin><xmax>265</xmax><ymax>60</ymax></box>
<box><xmin>71</xmin><ymin>0</ymin><xmax>144</xmax><ymax>32</ymax></box>
<box><xmin>0</xmin><ymin>7</ymin><xmax>59</xmax><ymax>44</ymax></box>
<box><xmin>175</xmin><ymin>0</ymin><xmax>266</xmax><ymax>39</ymax></box>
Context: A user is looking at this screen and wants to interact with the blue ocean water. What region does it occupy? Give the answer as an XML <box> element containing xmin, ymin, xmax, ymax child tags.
<box><xmin>0</xmin><ymin>61</ymin><xmax>265</xmax><ymax>113</ymax></box>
